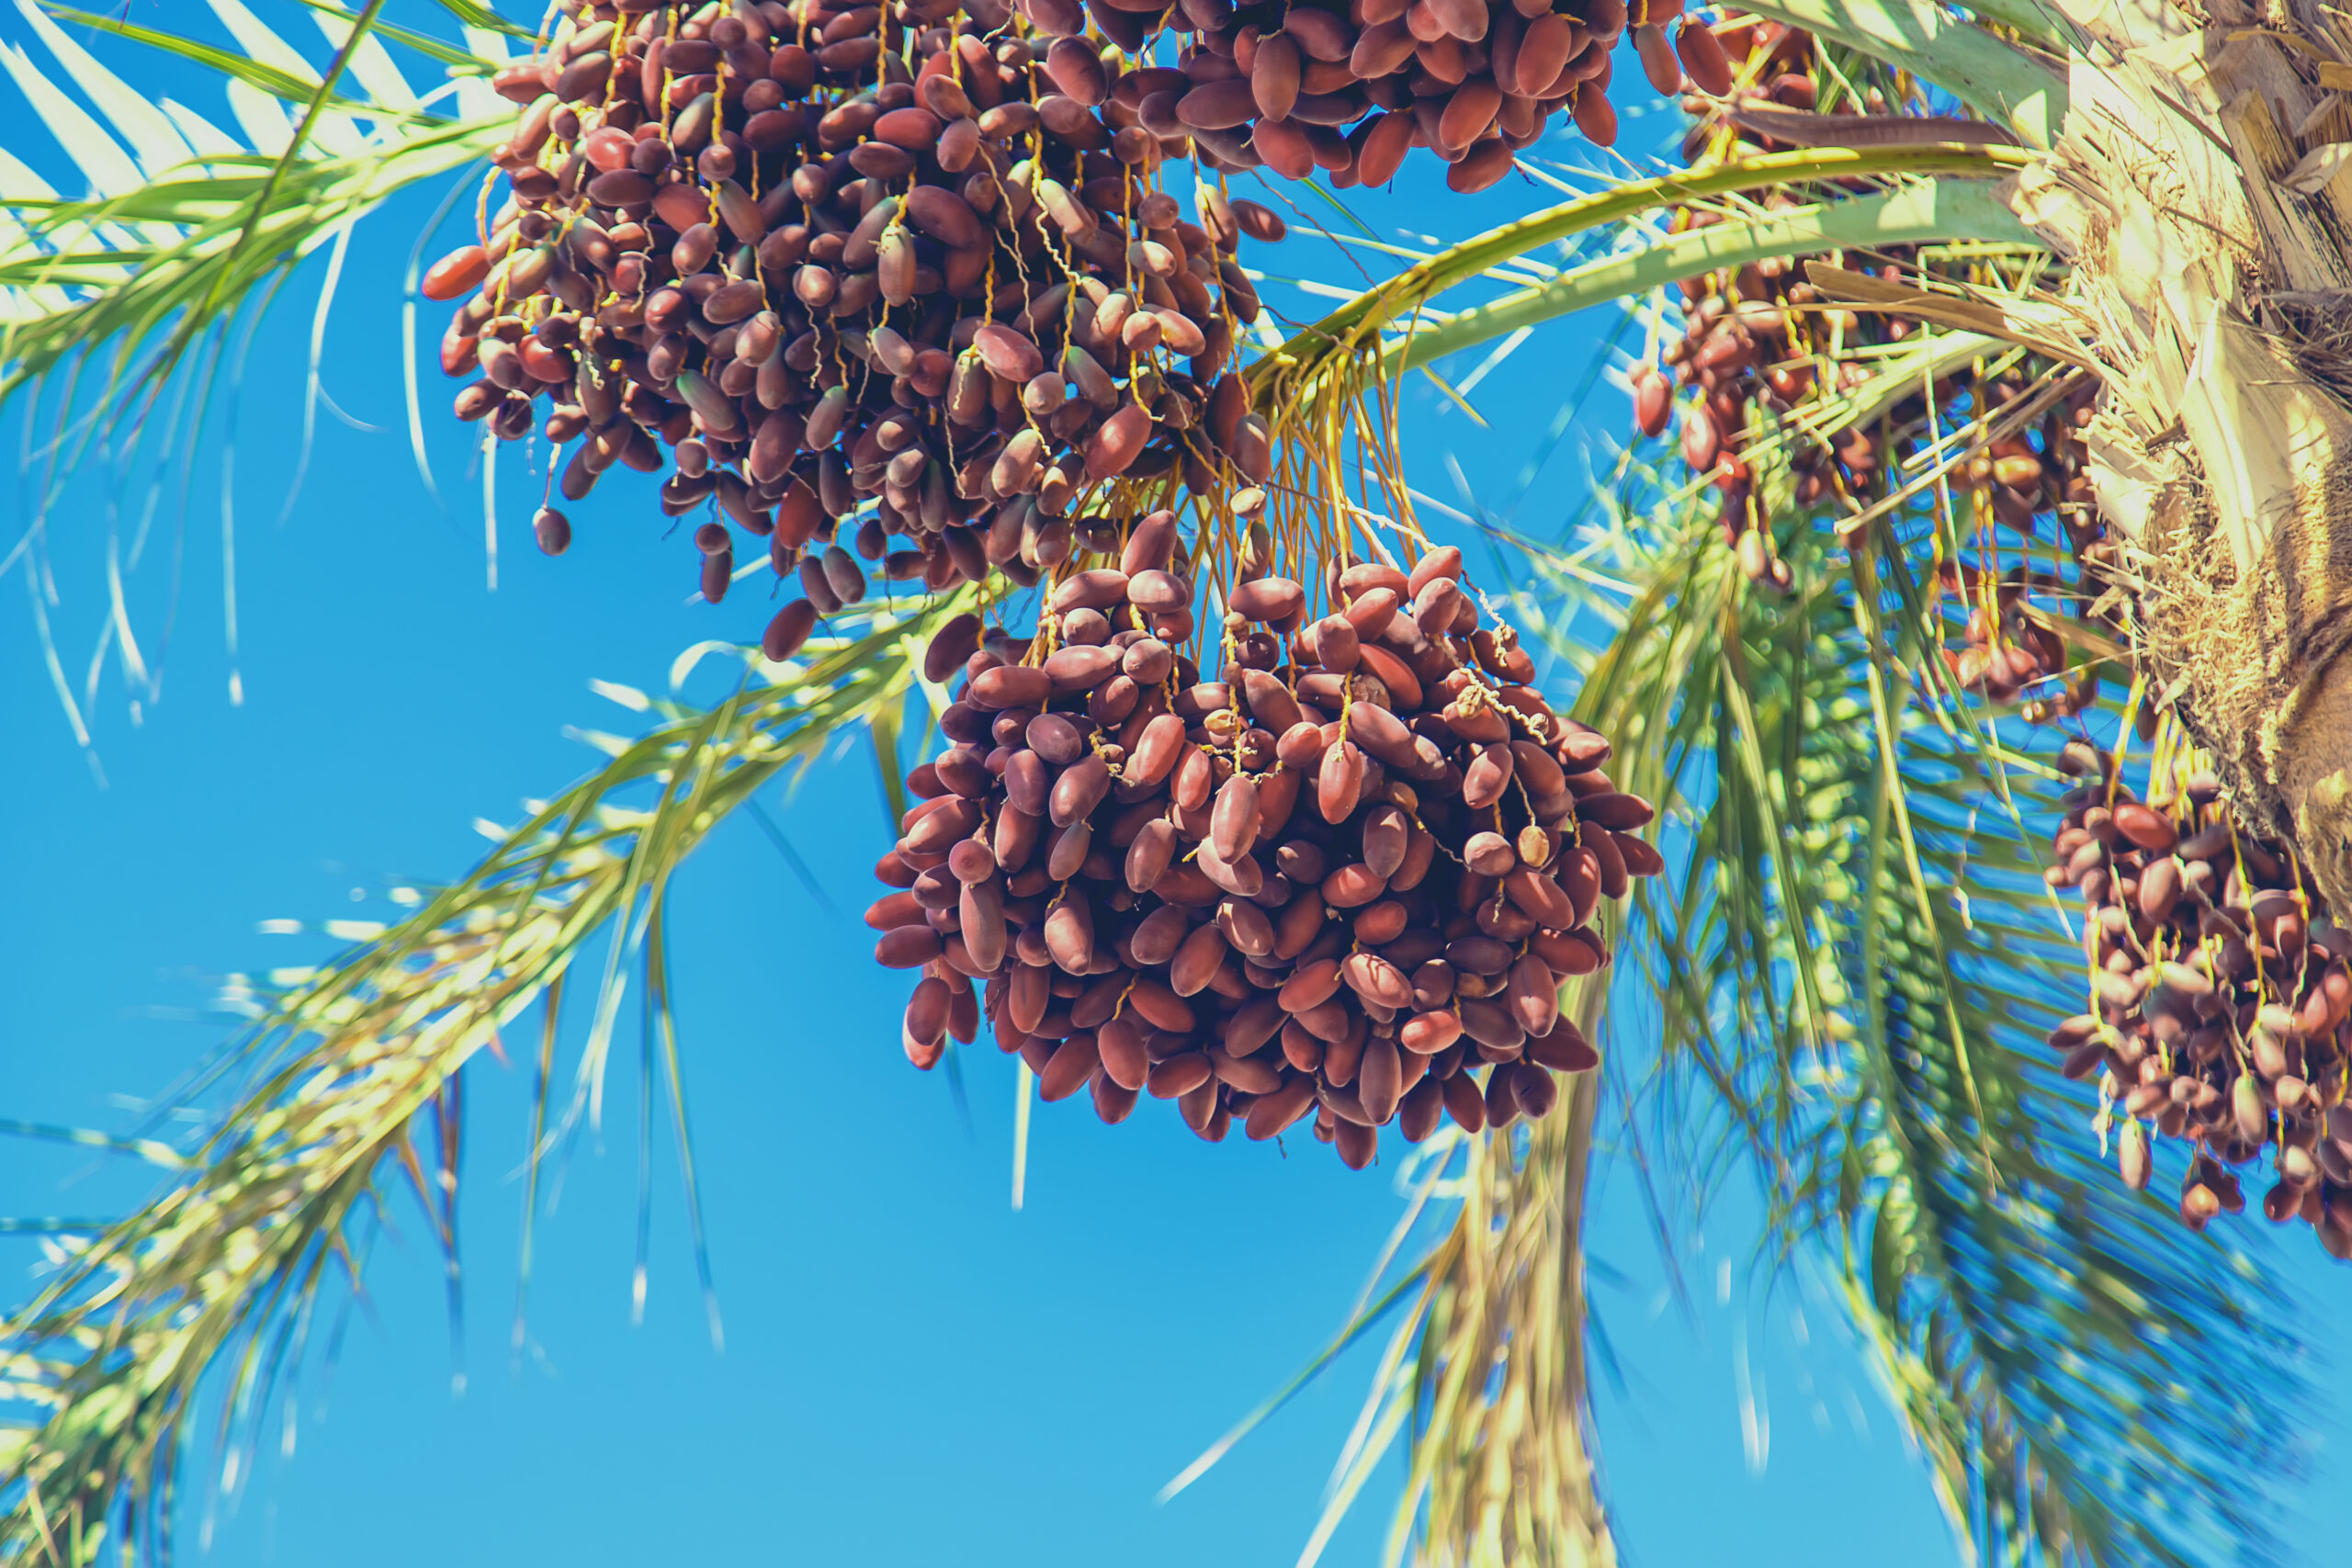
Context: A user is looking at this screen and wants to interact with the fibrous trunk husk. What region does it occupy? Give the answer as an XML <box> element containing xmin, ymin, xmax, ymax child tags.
<box><xmin>2005</xmin><ymin>0</ymin><xmax>2352</xmax><ymax>908</ymax></box>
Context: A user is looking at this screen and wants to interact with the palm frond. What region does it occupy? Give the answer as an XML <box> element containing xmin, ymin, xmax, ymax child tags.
<box><xmin>1732</xmin><ymin>0</ymin><xmax>2070</xmax><ymax>146</ymax></box>
<box><xmin>1587</xmin><ymin>481</ymin><xmax>2304</xmax><ymax>1566</ymax></box>
<box><xmin>1250</xmin><ymin>142</ymin><xmax>2033</xmax><ymax>401</ymax></box>
<box><xmin>0</xmin><ymin>4</ymin><xmax>514</xmax><ymax>740</ymax></box>
<box><xmin>0</xmin><ymin>3</ymin><xmax>507</xmax><ymax>406</ymax></box>
<box><xmin>1388</xmin><ymin>177</ymin><xmax>2039</xmax><ymax>377</ymax></box>
<box><xmin>1950</xmin><ymin>0</ymin><xmax>2071</xmax><ymax>50</ymax></box>
<box><xmin>1323</xmin><ymin>457</ymin><xmax>2303</xmax><ymax>1566</ymax></box>
<box><xmin>0</xmin><ymin>592</ymin><xmax>972</xmax><ymax>1567</ymax></box>
<box><xmin>1241</xmin><ymin>142</ymin><xmax>2037</xmax><ymax>598</ymax></box>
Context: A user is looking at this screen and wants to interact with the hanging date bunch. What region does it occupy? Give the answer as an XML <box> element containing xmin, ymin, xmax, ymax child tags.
<box><xmin>1897</xmin><ymin>371</ymin><xmax>2105</xmax><ymax>723</ymax></box>
<box><xmin>865</xmin><ymin>517</ymin><xmax>1661</xmax><ymax>1168</ymax></box>
<box><xmin>1907</xmin><ymin>386</ymin><xmax>2104</xmax><ymax>722</ymax></box>
<box><xmin>1627</xmin><ymin>15</ymin><xmax>1907</xmax><ymax>586</ymax></box>
<box><xmin>426</xmin><ymin>0</ymin><xmax>1281</xmax><ymax>653</ymax></box>
<box><xmin>2042</xmin><ymin>739</ymin><xmax>2352</xmax><ymax>1257</ymax></box>
<box><xmin>1019</xmin><ymin>0</ymin><xmax>1731</xmax><ymax>194</ymax></box>
<box><xmin>1623</xmin><ymin>13</ymin><xmax>2105</xmax><ymax>721</ymax></box>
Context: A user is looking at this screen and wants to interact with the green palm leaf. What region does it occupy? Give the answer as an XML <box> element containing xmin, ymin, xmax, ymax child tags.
<box><xmin>1385</xmin><ymin>177</ymin><xmax>2037</xmax><ymax>377</ymax></box>
<box><xmin>0</xmin><ymin>592</ymin><xmax>970</xmax><ymax>1567</ymax></box>
<box><xmin>1248</xmin><ymin>478</ymin><xmax>2304</xmax><ymax>1567</ymax></box>
<box><xmin>0</xmin><ymin>3</ymin><xmax>515</xmax><ymax>740</ymax></box>
<box><xmin>1734</xmin><ymin>0</ymin><xmax>2070</xmax><ymax>145</ymax></box>
<box><xmin>0</xmin><ymin>3</ymin><xmax>507</xmax><ymax>405</ymax></box>
<box><xmin>1619</xmin><ymin>498</ymin><xmax>2302</xmax><ymax>1565</ymax></box>
<box><xmin>1250</xmin><ymin>142</ymin><xmax>2032</xmax><ymax>399</ymax></box>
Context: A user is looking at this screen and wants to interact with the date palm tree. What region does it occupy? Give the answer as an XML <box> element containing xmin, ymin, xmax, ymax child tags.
<box><xmin>0</xmin><ymin>2</ymin><xmax>2333</xmax><ymax>1565</ymax></box>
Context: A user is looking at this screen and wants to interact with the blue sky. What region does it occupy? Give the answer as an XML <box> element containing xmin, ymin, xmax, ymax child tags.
<box><xmin>2</xmin><ymin>6</ymin><xmax>2346</xmax><ymax>1565</ymax></box>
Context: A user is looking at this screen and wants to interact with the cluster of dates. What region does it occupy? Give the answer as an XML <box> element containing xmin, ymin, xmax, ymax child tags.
<box><xmin>2043</xmin><ymin>742</ymin><xmax>2352</xmax><ymax>1256</ymax></box>
<box><xmin>428</xmin><ymin>0</ymin><xmax>1283</xmax><ymax>644</ymax></box>
<box><xmin>1014</xmin><ymin>0</ymin><xmax>1731</xmax><ymax>193</ymax></box>
<box><xmin>1628</xmin><ymin>17</ymin><xmax>1882</xmax><ymax>587</ymax></box>
<box><xmin>865</xmin><ymin>521</ymin><xmax>1660</xmax><ymax>1166</ymax></box>
<box><xmin>1936</xmin><ymin>548</ymin><xmax>2100</xmax><ymax>720</ymax></box>
<box><xmin>1625</xmin><ymin>13</ymin><xmax>2110</xmax><ymax>720</ymax></box>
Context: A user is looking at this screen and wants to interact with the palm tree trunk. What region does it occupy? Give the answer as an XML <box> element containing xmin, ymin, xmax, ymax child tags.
<box><xmin>2004</xmin><ymin>0</ymin><xmax>2352</xmax><ymax>902</ymax></box>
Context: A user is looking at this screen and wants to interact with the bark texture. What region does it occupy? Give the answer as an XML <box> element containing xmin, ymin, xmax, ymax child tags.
<box><xmin>2009</xmin><ymin>0</ymin><xmax>2352</xmax><ymax>907</ymax></box>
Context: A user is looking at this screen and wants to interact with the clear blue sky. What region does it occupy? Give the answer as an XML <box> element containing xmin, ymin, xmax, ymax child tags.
<box><xmin>2</xmin><ymin>6</ymin><xmax>2346</xmax><ymax>1565</ymax></box>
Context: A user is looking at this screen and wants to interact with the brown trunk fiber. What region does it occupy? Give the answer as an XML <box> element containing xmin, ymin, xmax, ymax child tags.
<box><xmin>2007</xmin><ymin>0</ymin><xmax>2352</xmax><ymax>905</ymax></box>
